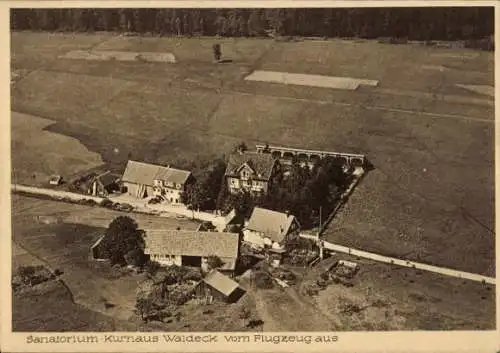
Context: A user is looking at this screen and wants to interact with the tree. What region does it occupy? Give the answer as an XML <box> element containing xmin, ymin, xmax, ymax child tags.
<box><xmin>100</xmin><ymin>216</ymin><xmax>145</xmax><ymax>265</ymax></box>
<box><xmin>136</xmin><ymin>297</ymin><xmax>153</xmax><ymax>321</ymax></box>
<box><xmin>247</xmin><ymin>9</ymin><xmax>266</xmax><ymax>37</ymax></box>
<box><xmin>212</xmin><ymin>43</ymin><xmax>221</xmax><ymax>61</ymax></box>
<box><xmin>206</xmin><ymin>255</ymin><xmax>224</xmax><ymax>270</ymax></box>
<box><xmin>124</xmin><ymin>248</ymin><xmax>147</xmax><ymax>267</ymax></box>
<box><xmin>235</xmin><ymin>141</ymin><xmax>247</xmax><ymax>153</ymax></box>
<box><xmin>184</xmin><ymin>159</ymin><xmax>227</xmax><ymax>211</ymax></box>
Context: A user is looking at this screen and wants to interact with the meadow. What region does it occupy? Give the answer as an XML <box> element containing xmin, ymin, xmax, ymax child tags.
<box><xmin>10</xmin><ymin>31</ymin><xmax>494</xmax><ymax>277</ymax></box>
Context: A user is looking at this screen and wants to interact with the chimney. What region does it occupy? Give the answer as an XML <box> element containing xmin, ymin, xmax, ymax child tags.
<box><xmin>285</xmin><ymin>210</ymin><xmax>291</xmax><ymax>217</ymax></box>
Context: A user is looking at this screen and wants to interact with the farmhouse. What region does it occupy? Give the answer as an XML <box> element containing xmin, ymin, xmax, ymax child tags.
<box><xmin>121</xmin><ymin>160</ymin><xmax>193</xmax><ymax>203</ymax></box>
<box><xmin>193</xmin><ymin>270</ymin><xmax>245</xmax><ymax>303</ymax></box>
<box><xmin>225</xmin><ymin>150</ymin><xmax>280</xmax><ymax>195</ymax></box>
<box><xmin>143</xmin><ymin>229</ymin><xmax>240</xmax><ymax>276</ymax></box>
<box><xmin>243</xmin><ymin>207</ymin><xmax>301</xmax><ymax>250</ymax></box>
<box><xmin>88</xmin><ymin>171</ymin><xmax>119</xmax><ymax>197</ymax></box>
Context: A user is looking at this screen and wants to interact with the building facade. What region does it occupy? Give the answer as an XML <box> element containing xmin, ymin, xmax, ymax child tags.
<box><xmin>225</xmin><ymin>151</ymin><xmax>280</xmax><ymax>195</ymax></box>
<box><xmin>243</xmin><ymin>207</ymin><xmax>301</xmax><ymax>250</ymax></box>
<box><xmin>121</xmin><ymin>160</ymin><xmax>193</xmax><ymax>203</ymax></box>
<box><xmin>143</xmin><ymin>229</ymin><xmax>240</xmax><ymax>276</ymax></box>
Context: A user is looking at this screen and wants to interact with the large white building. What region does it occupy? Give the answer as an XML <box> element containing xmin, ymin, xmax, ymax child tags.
<box><xmin>121</xmin><ymin>160</ymin><xmax>193</xmax><ymax>203</ymax></box>
<box><xmin>243</xmin><ymin>207</ymin><xmax>301</xmax><ymax>250</ymax></box>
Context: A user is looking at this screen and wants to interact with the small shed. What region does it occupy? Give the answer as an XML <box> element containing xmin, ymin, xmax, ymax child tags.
<box><xmin>194</xmin><ymin>270</ymin><xmax>245</xmax><ymax>303</ymax></box>
<box><xmin>89</xmin><ymin>171</ymin><xmax>120</xmax><ymax>197</ymax></box>
<box><xmin>49</xmin><ymin>175</ymin><xmax>63</xmax><ymax>186</ymax></box>
<box><xmin>90</xmin><ymin>234</ymin><xmax>108</xmax><ymax>261</ymax></box>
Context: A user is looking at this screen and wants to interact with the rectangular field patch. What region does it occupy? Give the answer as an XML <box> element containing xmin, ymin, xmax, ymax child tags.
<box><xmin>59</xmin><ymin>50</ymin><xmax>177</xmax><ymax>63</ymax></box>
<box><xmin>244</xmin><ymin>70</ymin><xmax>379</xmax><ymax>90</ymax></box>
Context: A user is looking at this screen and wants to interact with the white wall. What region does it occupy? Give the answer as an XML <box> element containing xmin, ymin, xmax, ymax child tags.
<box><xmin>151</xmin><ymin>254</ymin><xmax>182</xmax><ymax>266</ymax></box>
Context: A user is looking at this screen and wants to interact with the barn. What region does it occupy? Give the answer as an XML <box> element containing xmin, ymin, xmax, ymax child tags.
<box><xmin>143</xmin><ymin>229</ymin><xmax>240</xmax><ymax>276</ymax></box>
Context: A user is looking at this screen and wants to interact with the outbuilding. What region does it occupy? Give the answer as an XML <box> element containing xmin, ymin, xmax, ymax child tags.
<box><xmin>193</xmin><ymin>270</ymin><xmax>245</xmax><ymax>303</ymax></box>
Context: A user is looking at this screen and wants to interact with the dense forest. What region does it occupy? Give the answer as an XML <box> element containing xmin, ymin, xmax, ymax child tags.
<box><xmin>11</xmin><ymin>8</ymin><xmax>494</xmax><ymax>42</ymax></box>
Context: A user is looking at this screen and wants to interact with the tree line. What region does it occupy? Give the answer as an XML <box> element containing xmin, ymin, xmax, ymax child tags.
<box><xmin>11</xmin><ymin>8</ymin><xmax>493</xmax><ymax>41</ymax></box>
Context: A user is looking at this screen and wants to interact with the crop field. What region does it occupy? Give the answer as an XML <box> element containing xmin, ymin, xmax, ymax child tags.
<box><xmin>11</xmin><ymin>31</ymin><xmax>494</xmax><ymax>279</ymax></box>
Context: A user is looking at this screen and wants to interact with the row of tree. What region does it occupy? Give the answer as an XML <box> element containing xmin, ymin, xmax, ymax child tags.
<box><xmin>11</xmin><ymin>8</ymin><xmax>493</xmax><ymax>40</ymax></box>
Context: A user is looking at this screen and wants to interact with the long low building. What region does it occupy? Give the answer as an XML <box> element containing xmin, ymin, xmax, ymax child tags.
<box><xmin>143</xmin><ymin>229</ymin><xmax>240</xmax><ymax>276</ymax></box>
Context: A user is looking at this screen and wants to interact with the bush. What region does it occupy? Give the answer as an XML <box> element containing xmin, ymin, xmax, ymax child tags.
<box><xmin>163</xmin><ymin>265</ymin><xmax>188</xmax><ymax>285</ymax></box>
<box><xmin>125</xmin><ymin>249</ymin><xmax>147</xmax><ymax>267</ymax></box>
<box><xmin>182</xmin><ymin>268</ymin><xmax>202</xmax><ymax>282</ymax></box>
<box><xmin>145</xmin><ymin>261</ymin><xmax>161</xmax><ymax>276</ymax></box>
<box><xmin>254</xmin><ymin>271</ymin><xmax>274</xmax><ymax>289</ymax></box>
<box><xmin>100</xmin><ymin>199</ymin><xmax>113</xmax><ymax>208</ymax></box>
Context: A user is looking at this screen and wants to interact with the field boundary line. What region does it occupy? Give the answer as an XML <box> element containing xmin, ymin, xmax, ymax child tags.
<box><xmin>299</xmin><ymin>234</ymin><xmax>495</xmax><ymax>285</ymax></box>
<box><xmin>229</xmin><ymin>90</ymin><xmax>493</xmax><ymax>124</ymax></box>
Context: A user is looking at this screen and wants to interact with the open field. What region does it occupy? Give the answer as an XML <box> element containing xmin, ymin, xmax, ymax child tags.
<box><xmin>11</xmin><ymin>31</ymin><xmax>494</xmax><ymax>277</ymax></box>
<box><xmin>11</xmin><ymin>112</ymin><xmax>104</xmax><ymax>185</ymax></box>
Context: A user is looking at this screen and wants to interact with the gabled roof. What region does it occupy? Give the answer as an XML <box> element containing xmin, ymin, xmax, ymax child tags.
<box><xmin>121</xmin><ymin>160</ymin><xmax>191</xmax><ymax>186</ymax></box>
<box><xmin>143</xmin><ymin>230</ymin><xmax>239</xmax><ymax>260</ymax></box>
<box><xmin>154</xmin><ymin>166</ymin><xmax>192</xmax><ymax>185</ymax></box>
<box><xmin>95</xmin><ymin>171</ymin><xmax>119</xmax><ymax>187</ymax></box>
<box><xmin>225</xmin><ymin>152</ymin><xmax>276</xmax><ymax>180</ymax></box>
<box><xmin>202</xmin><ymin>270</ymin><xmax>240</xmax><ymax>297</ymax></box>
<box><xmin>246</xmin><ymin>207</ymin><xmax>299</xmax><ymax>243</ymax></box>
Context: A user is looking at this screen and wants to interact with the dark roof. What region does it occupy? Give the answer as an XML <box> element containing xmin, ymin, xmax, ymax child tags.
<box><xmin>121</xmin><ymin>160</ymin><xmax>191</xmax><ymax>186</ymax></box>
<box><xmin>143</xmin><ymin>230</ymin><xmax>239</xmax><ymax>259</ymax></box>
<box><xmin>95</xmin><ymin>171</ymin><xmax>119</xmax><ymax>186</ymax></box>
<box><xmin>225</xmin><ymin>151</ymin><xmax>276</xmax><ymax>180</ymax></box>
<box><xmin>246</xmin><ymin>207</ymin><xmax>299</xmax><ymax>243</ymax></box>
<box><xmin>202</xmin><ymin>270</ymin><xmax>240</xmax><ymax>297</ymax></box>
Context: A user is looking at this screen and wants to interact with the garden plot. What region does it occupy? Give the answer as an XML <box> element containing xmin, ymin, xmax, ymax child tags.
<box><xmin>60</xmin><ymin>50</ymin><xmax>177</xmax><ymax>63</ymax></box>
<box><xmin>244</xmin><ymin>70</ymin><xmax>379</xmax><ymax>90</ymax></box>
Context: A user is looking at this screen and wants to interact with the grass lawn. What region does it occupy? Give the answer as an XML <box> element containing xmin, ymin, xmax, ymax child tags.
<box><xmin>11</xmin><ymin>31</ymin><xmax>494</xmax><ymax>277</ymax></box>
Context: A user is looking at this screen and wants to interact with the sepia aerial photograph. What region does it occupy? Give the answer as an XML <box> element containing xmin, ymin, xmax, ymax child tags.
<box><xmin>9</xmin><ymin>7</ymin><xmax>495</xmax><ymax>333</ymax></box>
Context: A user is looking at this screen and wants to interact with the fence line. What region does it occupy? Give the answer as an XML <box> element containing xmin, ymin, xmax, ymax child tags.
<box><xmin>298</xmin><ymin>233</ymin><xmax>495</xmax><ymax>285</ymax></box>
